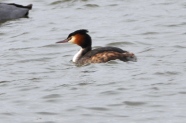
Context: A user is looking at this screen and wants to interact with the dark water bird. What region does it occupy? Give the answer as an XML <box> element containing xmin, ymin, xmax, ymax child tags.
<box><xmin>0</xmin><ymin>3</ymin><xmax>32</xmax><ymax>22</ymax></box>
<box><xmin>57</xmin><ymin>29</ymin><xmax>137</xmax><ymax>66</ymax></box>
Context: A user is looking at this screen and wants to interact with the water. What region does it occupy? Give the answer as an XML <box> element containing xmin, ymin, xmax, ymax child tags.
<box><xmin>0</xmin><ymin>0</ymin><xmax>186</xmax><ymax>123</ymax></box>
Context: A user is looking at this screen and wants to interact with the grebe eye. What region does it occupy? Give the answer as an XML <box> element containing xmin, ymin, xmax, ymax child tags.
<box><xmin>68</xmin><ymin>37</ymin><xmax>72</xmax><ymax>40</ymax></box>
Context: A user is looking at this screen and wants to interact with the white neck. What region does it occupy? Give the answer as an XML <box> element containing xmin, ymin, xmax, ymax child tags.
<box><xmin>72</xmin><ymin>48</ymin><xmax>83</xmax><ymax>63</ymax></box>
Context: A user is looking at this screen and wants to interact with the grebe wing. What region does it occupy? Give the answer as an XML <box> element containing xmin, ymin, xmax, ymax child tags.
<box><xmin>83</xmin><ymin>47</ymin><xmax>127</xmax><ymax>58</ymax></box>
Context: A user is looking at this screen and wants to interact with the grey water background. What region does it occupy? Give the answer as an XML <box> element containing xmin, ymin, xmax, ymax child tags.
<box><xmin>0</xmin><ymin>0</ymin><xmax>186</xmax><ymax>123</ymax></box>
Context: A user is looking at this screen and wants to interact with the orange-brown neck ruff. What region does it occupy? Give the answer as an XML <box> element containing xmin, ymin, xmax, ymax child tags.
<box><xmin>71</xmin><ymin>33</ymin><xmax>92</xmax><ymax>48</ymax></box>
<box><xmin>73</xmin><ymin>34</ymin><xmax>85</xmax><ymax>47</ymax></box>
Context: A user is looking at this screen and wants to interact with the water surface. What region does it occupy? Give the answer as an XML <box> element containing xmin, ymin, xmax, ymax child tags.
<box><xmin>0</xmin><ymin>0</ymin><xmax>186</xmax><ymax>123</ymax></box>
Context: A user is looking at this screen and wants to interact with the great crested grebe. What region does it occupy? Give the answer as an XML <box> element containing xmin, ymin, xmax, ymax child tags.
<box><xmin>57</xmin><ymin>29</ymin><xmax>137</xmax><ymax>66</ymax></box>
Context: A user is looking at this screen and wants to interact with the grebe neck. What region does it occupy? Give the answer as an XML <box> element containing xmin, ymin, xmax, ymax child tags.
<box><xmin>72</xmin><ymin>46</ymin><xmax>91</xmax><ymax>63</ymax></box>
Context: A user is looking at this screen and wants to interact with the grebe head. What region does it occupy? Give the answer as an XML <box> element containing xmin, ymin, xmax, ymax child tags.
<box><xmin>57</xmin><ymin>29</ymin><xmax>92</xmax><ymax>48</ymax></box>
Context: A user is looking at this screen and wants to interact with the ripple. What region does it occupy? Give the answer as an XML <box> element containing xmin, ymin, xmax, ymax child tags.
<box><xmin>108</xmin><ymin>4</ymin><xmax>118</xmax><ymax>7</ymax></box>
<box><xmin>124</xmin><ymin>19</ymin><xmax>137</xmax><ymax>22</ymax></box>
<box><xmin>50</xmin><ymin>0</ymin><xmax>72</xmax><ymax>5</ymax></box>
<box><xmin>140</xmin><ymin>32</ymin><xmax>159</xmax><ymax>35</ymax></box>
<box><xmin>87</xmin><ymin>107</ymin><xmax>109</xmax><ymax>111</ymax></box>
<box><xmin>123</xmin><ymin>101</ymin><xmax>147</xmax><ymax>106</ymax></box>
<box><xmin>0</xmin><ymin>81</ymin><xmax>9</xmax><ymax>84</ymax></box>
<box><xmin>173</xmin><ymin>45</ymin><xmax>186</xmax><ymax>48</ymax></box>
<box><xmin>28</xmin><ymin>77</ymin><xmax>42</xmax><ymax>81</ymax></box>
<box><xmin>150</xmin><ymin>87</ymin><xmax>159</xmax><ymax>90</ymax></box>
<box><xmin>19</xmin><ymin>86</ymin><xmax>39</xmax><ymax>92</ymax></box>
<box><xmin>77</xmin><ymin>82</ymin><xmax>93</xmax><ymax>86</ymax></box>
<box><xmin>149</xmin><ymin>104</ymin><xmax>164</xmax><ymax>108</ymax></box>
<box><xmin>0</xmin><ymin>32</ymin><xmax>5</xmax><ymax>35</ymax></box>
<box><xmin>107</xmin><ymin>103</ymin><xmax>123</xmax><ymax>107</ymax></box>
<box><xmin>139</xmin><ymin>47</ymin><xmax>154</xmax><ymax>53</ymax></box>
<box><xmin>81</xmin><ymin>70</ymin><xmax>95</xmax><ymax>73</ymax></box>
<box><xmin>151</xmin><ymin>82</ymin><xmax>176</xmax><ymax>86</ymax></box>
<box><xmin>179</xmin><ymin>91</ymin><xmax>186</xmax><ymax>94</ymax></box>
<box><xmin>96</xmin><ymin>82</ymin><xmax>117</xmax><ymax>86</ymax></box>
<box><xmin>42</xmin><ymin>94</ymin><xmax>61</xmax><ymax>99</ymax></box>
<box><xmin>36</xmin><ymin>112</ymin><xmax>58</xmax><ymax>115</ymax></box>
<box><xmin>9</xmin><ymin>47</ymin><xmax>33</xmax><ymax>51</ymax></box>
<box><xmin>17</xmin><ymin>57</ymin><xmax>52</xmax><ymax>63</ymax></box>
<box><xmin>106</xmin><ymin>41</ymin><xmax>135</xmax><ymax>46</ymax></box>
<box><xmin>137</xmin><ymin>41</ymin><xmax>153</xmax><ymax>47</ymax></box>
<box><xmin>40</xmin><ymin>44</ymin><xmax>62</xmax><ymax>48</ymax></box>
<box><xmin>162</xmin><ymin>22</ymin><xmax>186</xmax><ymax>27</ymax></box>
<box><xmin>154</xmin><ymin>71</ymin><xmax>180</xmax><ymax>76</ymax></box>
<box><xmin>100</xmin><ymin>90</ymin><xmax>120</xmax><ymax>95</ymax></box>
<box><xmin>0</xmin><ymin>113</ymin><xmax>15</xmax><ymax>116</ymax></box>
<box><xmin>84</xmin><ymin>4</ymin><xmax>99</xmax><ymax>7</ymax></box>
<box><xmin>34</xmin><ymin>121</ymin><xmax>56</xmax><ymax>123</ymax></box>
<box><xmin>117</xmin><ymin>87</ymin><xmax>128</xmax><ymax>90</ymax></box>
<box><xmin>0</xmin><ymin>93</ymin><xmax>6</xmax><ymax>95</ymax></box>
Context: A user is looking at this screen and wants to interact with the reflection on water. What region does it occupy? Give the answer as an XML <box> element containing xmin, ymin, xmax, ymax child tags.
<box><xmin>0</xmin><ymin>0</ymin><xmax>186</xmax><ymax>123</ymax></box>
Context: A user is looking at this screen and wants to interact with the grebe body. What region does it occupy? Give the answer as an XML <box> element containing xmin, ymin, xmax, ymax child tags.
<box><xmin>57</xmin><ymin>29</ymin><xmax>137</xmax><ymax>66</ymax></box>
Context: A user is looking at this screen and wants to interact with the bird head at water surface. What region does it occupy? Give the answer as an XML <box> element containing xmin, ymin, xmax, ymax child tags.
<box><xmin>56</xmin><ymin>29</ymin><xmax>137</xmax><ymax>66</ymax></box>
